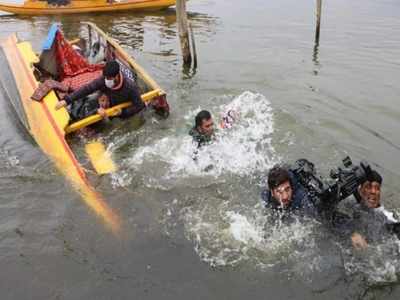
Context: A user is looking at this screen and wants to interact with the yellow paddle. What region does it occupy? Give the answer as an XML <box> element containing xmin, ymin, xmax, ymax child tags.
<box><xmin>85</xmin><ymin>141</ymin><xmax>116</xmax><ymax>174</ymax></box>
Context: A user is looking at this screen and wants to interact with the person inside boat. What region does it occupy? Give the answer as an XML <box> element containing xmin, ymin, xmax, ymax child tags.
<box><xmin>97</xmin><ymin>93</ymin><xmax>112</xmax><ymax>119</ymax></box>
<box><xmin>55</xmin><ymin>60</ymin><xmax>145</xmax><ymax>119</ymax></box>
<box><xmin>189</xmin><ymin>110</ymin><xmax>215</xmax><ymax>148</ymax></box>
<box><xmin>69</xmin><ymin>92</ymin><xmax>113</xmax><ymax>122</ymax></box>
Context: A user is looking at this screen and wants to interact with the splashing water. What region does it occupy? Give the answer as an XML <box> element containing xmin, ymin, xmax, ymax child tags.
<box><xmin>110</xmin><ymin>170</ymin><xmax>132</xmax><ymax>188</ymax></box>
<box><xmin>114</xmin><ymin>91</ymin><xmax>277</xmax><ymax>186</ymax></box>
<box><xmin>0</xmin><ymin>148</ymin><xmax>19</xmax><ymax>168</ymax></box>
<box><xmin>178</xmin><ymin>200</ymin><xmax>320</xmax><ymax>269</ymax></box>
<box><xmin>107</xmin><ymin>90</ymin><xmax>400</xmax><ymax>286</ymax></box>
<box><xmin>228</xmin><ymin>211</ymin><xmax>264</xmax><ymax>244</ymax></box>
<box><xmin>342</xmin><ymin>238</ymin><xmax>400</xmax><ymax>285</ymax></box>
<box><xmin>111</xmin><ymin>91</ymin><xmax>324</xmax><ymax>274</ymax></box>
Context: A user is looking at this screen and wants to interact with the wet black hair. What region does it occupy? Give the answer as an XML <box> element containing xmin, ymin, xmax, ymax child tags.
<box><xmin>103</xmin><ymin>60</ymin><xmax>120</xmax><ymax>77</ymax></box>
<box><xmin>267</xmin><ymin>165</ymin><xmax>291</xmax><ymax>190</ymax></box>
<box><xmin>366</xmin><ymin>170</ymin><xmax>383</xmax><ymax>185</ymax></box>
<box><xmin>354</xmin><ymin>169</ymin><xmax>383</xmax><ymax>203</ymax></box>
<box><xmin>195</xmin><ymin>110</ymin><xmax>212</xmax><ymax>128</ymax></box>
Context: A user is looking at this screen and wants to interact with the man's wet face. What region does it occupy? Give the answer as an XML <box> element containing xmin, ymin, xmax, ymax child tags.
<box><xmin>359</xmin><ymin>181</ymin><xmax>381</xmax><ymax>208</ymax></box>
<box><xmin>199</xmin><ymin>118</ymin><xmax>214</xmax><ymax>136</ymax></box>
<box><xmin>271</xmin><ymin>180</ymin><xmax>293</xmax><ymax>208</ymax></box>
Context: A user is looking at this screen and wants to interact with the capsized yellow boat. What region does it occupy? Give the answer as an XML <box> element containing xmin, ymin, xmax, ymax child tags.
<box><xmin>0</xmin><ymin>0</ymin><xmax>176</xmax><ymax>15</ymax></box>
<box><xmin>0</xmin><ymin>22</ymin><xmax>169</xmax><ymax>234</ymax></box>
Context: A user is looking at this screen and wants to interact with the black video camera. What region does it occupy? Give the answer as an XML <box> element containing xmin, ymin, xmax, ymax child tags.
<box><xmin>291</xmin><ymin>156</ymin><xmax>372</xmax><ymax>207</ymax></box>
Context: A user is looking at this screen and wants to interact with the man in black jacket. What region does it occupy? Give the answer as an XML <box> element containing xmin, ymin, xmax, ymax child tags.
<box><xmin>55</xmin><ymin>60</ymin><xmax>145</xmax><ymax>119</ymax></box>
<box><xmin>344</xmin><ymin>171</ymin><xmax>400</xmax><ymax>249</ymax></box>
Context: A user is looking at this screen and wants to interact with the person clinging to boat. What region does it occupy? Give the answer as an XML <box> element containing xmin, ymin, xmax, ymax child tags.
<box><xmin>55</xmin><ymin>60</ymin><xmax>145</xmax><ymax>119</ymax></box>
<box><xmin>97</xmin><ymin>93</ymin><xmax>112</xmax><ymax>119</ymax></box>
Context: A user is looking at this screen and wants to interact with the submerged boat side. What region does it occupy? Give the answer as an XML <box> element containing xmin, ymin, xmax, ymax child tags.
<box><xmin>0</xmin><ymin>35</ymin><xmax>121</xmax><ymax>234</ymax></box>
<box><xmin>0</xmin><ymin>0</ymin><xmax>175</xmax><ymax>15</ymax></box>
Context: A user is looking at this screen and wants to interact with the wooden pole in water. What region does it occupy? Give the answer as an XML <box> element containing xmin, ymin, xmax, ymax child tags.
<box><xmin>315</xmin><ymin>0</ymin><xmax>322</xmax><ymax>44</ymax></box>
<box><xmin>189</xmin><ymin>23</ymin><xmax>197</xmax><ymax>69</ymax></box>
<box><xmin>176</xmin><ymin>0</ymin><xmax>192</xmax><ymax>66</ymax></box>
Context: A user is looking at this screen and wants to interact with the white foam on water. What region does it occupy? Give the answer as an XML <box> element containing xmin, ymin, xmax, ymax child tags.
<box><xmin>112</xmin><ymin>91</ymin><xmax>277</xmax><ymax>186</ymax></box>
<box><xmin>0</xmin><ymin>149</ymin><xmax>19</xmax><ymax>168</ymax></box>
<box><xmin>227</xmin><ymin>211</ymin><xmax>263</xmax><ymax>244</ymax></box>
<box><xmin>112</xmin><ymin>91</ymin><xmax>322</xmax><ymax>273</ymax></box>
<box><xmin>343</xmin><ymin>238</ymin><xmax>400</xmax><ymax>284</ymax></box>
<box><xmin>179</xmin><ymin>202</ymin><xmax>319</xmax><ymax>269</ymax></box>
<box><xmin>110</xmin><ymin>170</ymin><xmax>132</xmax><ymax>188</ymax></box>
<box><xmin>106</xmin><ymin>90</ymin><xmax>400</xmax><ymax>286</ymax></box>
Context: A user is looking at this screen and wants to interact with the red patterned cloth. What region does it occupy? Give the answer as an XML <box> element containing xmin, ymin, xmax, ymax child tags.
<box><xmin>54</xmin><ymin>31</ymin><xmax>103</xmax><ymax>80</ymax></box>
<box><xmin>61</xmin><ymin>69</ymin><xmax>103</xmax><ymax>92</ymax></box>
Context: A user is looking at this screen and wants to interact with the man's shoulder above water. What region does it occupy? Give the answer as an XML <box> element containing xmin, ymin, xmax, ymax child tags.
<box><xmin>189</xmin><ymin>126</ymin><xmax>212</xmax><ymax>147</ymax></box>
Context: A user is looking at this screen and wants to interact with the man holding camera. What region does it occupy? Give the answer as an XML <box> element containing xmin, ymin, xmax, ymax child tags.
<box><xmin>262</xmin><ymin>158</ymin><xmax>375</xmax><ymax>222</ymax></box>
<box><xmin>262</xmin><ymin>158</ymin><xmax>400</xmax><ymax>248</ymax></box>
<box><xmin>341</xmin><ymin>170</ymin><xmax>400</xmax><ymax>249</ymax></box>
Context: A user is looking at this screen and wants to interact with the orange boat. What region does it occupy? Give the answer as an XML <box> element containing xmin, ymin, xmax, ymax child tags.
<box><xmin>0</xmin><ymin>0</ymin><xmax>175</xmax><ymax>15</ymax></box>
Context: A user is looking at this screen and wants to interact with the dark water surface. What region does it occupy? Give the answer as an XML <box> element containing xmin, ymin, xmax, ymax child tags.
<box><xmin>1</xmin><ymin>0</ymin><xmax>400</xmax><ymax>299</ymax></box>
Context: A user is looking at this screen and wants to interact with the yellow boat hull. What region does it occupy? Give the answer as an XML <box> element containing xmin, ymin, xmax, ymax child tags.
<box><xmin>0</xmin><ymin>34</ymin><xmax>122</xmax><ymax>234</ymax></box>
<box><xmin>0</xmin><ymin>0</ymin><xmax>175</xmax><ymax>15</ymax></box>
<box><xmin>0</xmin><ymin>22</ymin><xmax>167</xmax><ymax>233</ymax></box>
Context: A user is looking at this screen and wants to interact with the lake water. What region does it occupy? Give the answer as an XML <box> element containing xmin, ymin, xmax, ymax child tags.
<box><xmin>1</xmin><ymin>0</ymin><xmax>400</xmax><ymax>299</ymax></box>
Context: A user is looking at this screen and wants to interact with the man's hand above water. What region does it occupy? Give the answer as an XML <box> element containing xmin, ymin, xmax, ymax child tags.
<box><xmin>351</xmin><ymin>232</ymin><xmax>368</xmax><ymax>250</ymax></box>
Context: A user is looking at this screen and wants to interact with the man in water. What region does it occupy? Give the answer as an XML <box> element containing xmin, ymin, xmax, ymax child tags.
<box><xmin>261</xmin><ymin>165</ymin><xmax>317</xmax><ymax>216</ymax></box>
<box><xmin>55</xmin><ymin>60</ymin><xmax>145</xmax><ymax>119</ymax></box>
<box><xmin>189</xmin><ymin>110</ymin><xmax>215</xmax><ymax>148</ymax></box>
<box><xmin>189</xmin><ymin>108</ymin><xmax>239</xmax><ymax>148</ymax></box>
<box><xmin>343</xmin><ymin>171</ymin><xmax>400</xmax><ymax>249</ymax></box>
